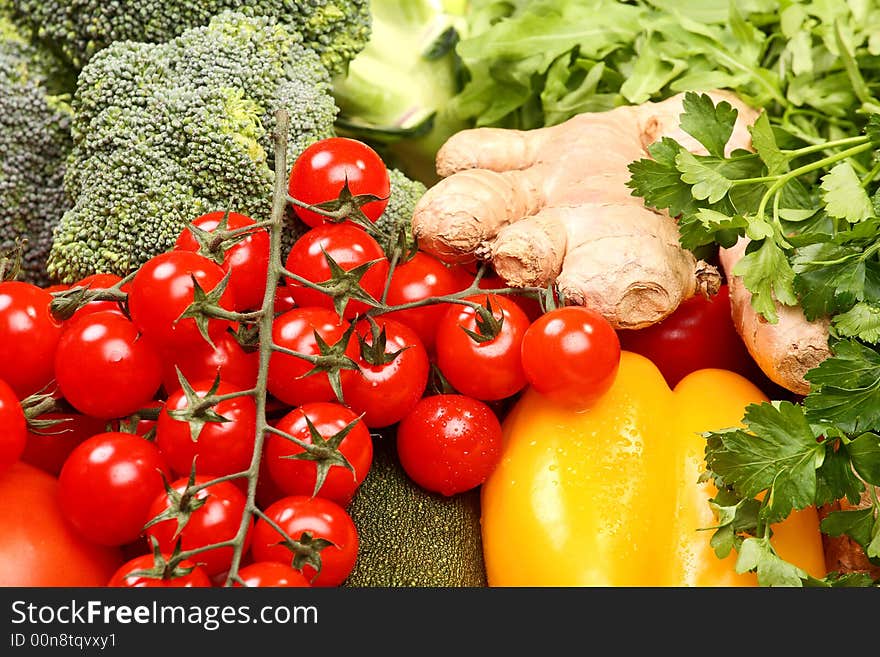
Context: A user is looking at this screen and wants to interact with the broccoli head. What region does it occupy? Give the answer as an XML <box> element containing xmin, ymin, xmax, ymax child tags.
<box><xmin>47</xmin><ymin>11</ymin><xmax>338</xmax><ymax>283</ymax></box>
<box><xmin>371</xmin><ymin>167</ymin><xmax>426</xmax><ymax>255</ymax></box>
<box><xmin>5</xmin><ymin>0</ymin><xmax>370</xmax><ymax>75</ymax></box>
<box><xmin>0</xmin><ymin>12</ymin><xmax>73</xmax><ymax>284</ymax></box>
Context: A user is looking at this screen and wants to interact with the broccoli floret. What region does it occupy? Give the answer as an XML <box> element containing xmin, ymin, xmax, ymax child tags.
<box><xmin>371</xmin><ymin>168</ymin><xmax>426</xmax><ymax>255</ymax></box>
<box><xmin>0</xmin><ymin>12</ymin><xmax>73</xmax><ymax>284</ymax></box>
<box><xmin>5</xmin><ymin>0</ymin><xmax>370</xmax><ymax>74</ymax></box>
<box><xmin>47</xmin><ymin>11</ymin><xmax>338</xmax><ymax>283</ymax></box>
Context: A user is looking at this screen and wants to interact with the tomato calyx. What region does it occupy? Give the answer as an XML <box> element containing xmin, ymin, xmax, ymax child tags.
<box><xmin>273</xmin><ymin>529</ymin><xmax>335</xmax><ymax>584</ymax></box>
<box><xmin>272</xmin><ymin>414</ymin><xmax>361</xmax><ymax>496</ymax></box>
<box><xmin>19</xmin><ymin>390</ymin><xmax>67</xmax><ymax>432</ymax></box>
<box><xmin>232</xmin><ymin>323</ymin><xmax>261</xmax><ymax>353</ymax></box>
<box><xmin>183</xmin><ymin>209</ymin><xmax>266</xmax><ymax>266</ymax></box>
<box><xmin>49</xmin><ymin>280</ymin><xmax>129</xmax><ymax>322</ymax></box>
<box><xmin>166</xmin><ymin>372</ymin><xmax>232</xmax><ymax>443</ymax></box>
<box><xmin>304</xmin><ymin>248</ymin><xmax>385</xmax><ymax>318</ymax></box>
<box><xmin>126</xmin><ymin>536</ymin><xmax>199</xmax><ymax>583</ymax></box>
<box><xmin>175</xmin><ymin>271</ymin><xmax>237</xmax><ymax>348</ymax></box>
<box><xmin>0</xmin><ymin>238</ymin><xmax>26</xmax><ymax>281</ymax></box>
<box><xmin>461</xmin><ymin>296</ymin><xmax>505</xmax><ymax>344</ymax></box>
<box><xmin>143</xmin><ymin>467</ymin><xmax>206</xmax><ymax>538</ymax></box>
<box><xmin>296</xmin><ymin>176</ymin><xmax>387</xmax><ymax>231</ymax></box>
<box><xmin>298</xmin><ymin>323</ymin><xmax>360</xmax><ymax>404</ymax></box>
<box><xmin>357</xmin><ymin>317</ymin><xmax>407</xmax><ymax>367</ymax></box>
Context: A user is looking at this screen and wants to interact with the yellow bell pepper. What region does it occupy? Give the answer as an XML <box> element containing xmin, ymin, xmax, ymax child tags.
<box><xmin>481</xmin><ymin>351</ymin><xmax>826</xmax><ymax>586</ymax></box>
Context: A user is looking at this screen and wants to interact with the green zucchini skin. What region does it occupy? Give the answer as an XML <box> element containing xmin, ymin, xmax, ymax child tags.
<box><xmin>343</xmin><ymin>435</ymin><xmax>488</xmax><ymax>587</ymax></box>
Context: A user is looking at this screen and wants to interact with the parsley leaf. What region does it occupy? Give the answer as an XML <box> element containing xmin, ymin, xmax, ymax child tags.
<box><xmin>804</xmin><ymin>340</ymin><xmax>880</xmax><ymax>433</ymax></box>
<box><xmin>736</xmin><ymin>536</ymin><xmax>806</xmax><ymax>587</ymax></box>
<box><xmin>847</xmin><ymin>433</ymin><xmax>880</xmax><ymax>486</ymax></box>
<box><xmin>732</xmin><ymin>239</ymin><xmax>798</xmax><ymax>322</ymax></box>
<box><xmin>820</xmin><ymin>508</ymin><xmax>876</xmax><ymax>549</ymax></box>
<box><xmin>704</xmin><ymin>401</ymin><xmax>823</xmax><ymax>524</ymax></box>
<box><xmin>820</xmin><ymin>161</ymin><xmax>875</xmax><ymax>223</ymax></box>
<box><xmin>832</xmin><ymin>302</ymin><xmax>880</xmax><ymax>343</ymax></box>
<box><xmin>679</xmin><ymin>91</ymin><xmax>738</xmax><ymax>158</ymax></box>
<box><xmin>626</xmin><ymin>138</ymin><xmax>696</xmax><ymax>217</ymax></box>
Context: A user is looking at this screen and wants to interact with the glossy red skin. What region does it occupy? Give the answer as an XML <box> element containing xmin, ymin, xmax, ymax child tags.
<box><xmin>435</xmin><ymin>294</ymin><xmax>530</xmax><ymax>401</ymax></box>
<box><xmin>128</xmin><ymin>251</ymin><xmax>236</xmax><ymax>349</ymax></box>
<box><xmin>175</xmin><ymin>211</ymin><xmax>270</xmax><ymax>311</ymax></box>
<box><xmin>0</xmin><ymin>462</ymin><xmax>122</xmax><ymax>586</ymax></box>
<box><xmin>267</xmin><ymin>307</ymin><xmax>358</xmax><ymax>406</ymax></box>
<box><xmin>22</xmin><ymin>412</ymin><xmax>108</xmax><ymax>477</ymax></box>
<box><xmin>54</xmin><ymin>311</ymin><xmax>163</xmax><ymax>419</ymax></box>
<box><xmin>289</xmin><ymin>137</ymin><xmax>390</xmax><ymax>228</ymax></box>
<box><xmin>0</xmin><ymin>281</ymin><xmax>63</xmax><ymax>398</ymax></box>
<box><xmin>251</xmin><ymin>495</ymin><xmax>358</xmax><ymax>587</ymax></box>
<box><xmin>397</xmin><ymin>394</ymin><xmax>502</xmax><ymax>496</ymax></box>
<box><xmin>145</xmin><ymin>477</ymin><xmax>252</xmax><ymax>577</ymax></box>
<box><xmin>160</xmin><ymin>330</ymin><xmax>259</xmax><ymax>394</ymax></box>
<box><xmin>235</xmin><ymin>562</ymin><xmax>311</xmax><ymax>587</ymax></box>
<box><xmin>274</xmin><ymin>284</ymin><xmax>297</xmax><ymax>314</ymax></box>
<box><xmin>521</xmin><ymin>306</ymin><xmax>621</xmax><ymax>409</ymax></box>
<box><xmin>156</xmin><ymin>380</ymin><xmax>257</xmax><ymax>478</ymax></box>
<box><xmin>107</xmin><ymin>554</ymin><xmax>211</xmax><ymax>588</ymax></box>
<box><xmin>383</xmin><ymin>252</ymin><xmax>461</xmax><ymax>354</ymax></box>
<box><xmin>284</xmin><ymin>223</ymin><xmax>389</xmax><ymax>319</ymax></box>
<box><xmin>343</xmin><ymin>318</ymin><xmax>429</xmax><ymax>428</ymax></box>
<box><xmin>59</xmin><ymin>432</ymin><xmax>171</xmax><ymax>546</ymax></box>
<box><xmin>617</xmin><ymin>285</ymin><xmax>760</xmax><ymax>389</ymax></box>
<box><xmin>0</xmin><ymin>379</ymin><xmax>26</xmax><ymax>474</ymax></box>
<box><xmin>66</xmin><ymin>273</ymin><xmax>128</xmax><ymax>324</ymax></box>
<box><xmin>266</xmin><ymin>402</ymin><xmax>372</xmax><ymax>506</ymax></box>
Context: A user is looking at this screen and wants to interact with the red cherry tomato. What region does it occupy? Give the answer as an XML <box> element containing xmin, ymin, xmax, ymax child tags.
<box><xmin>58</xmin><ymin>432</ymin><xmax>171</xmax><ymax>546</ymax></box>
<box><xmin>289</xmin><ymin>137</ymin><xmax>390</xmax><ymax>228</ymax></box>
<box><xmin>156</xmin><ymin>380</ymin><xmax>257</xmax><ymax>478</ymax></box>
<box><xmin>0</xmin><ymin>462</ymin><xmax>122</xmax><ymax>586</ymax></box>
<box><xmin>267</xmin><ymin>308</ymin><xmax>358</xmax><ymax>407</ymax></box>
<box><xmin>397</xmin><ymin>394</ymin><xmax>502</xmax><ymax>496</ymax></box>
<box><xmin>435</xmin><ymin>294</ymin><xmax>529</xmax><ymax>401</ymax></box>
<box><xmin>251</xmin><ymin>495</ymin><xmax>358</xmax><ymax>587</ymax></box>
<box><xmin>54</xmin><ymin>310</ymin><xmax>163</xmax><ymax>419</ymax></box>
<box><xmin>343</xmin><ymin>318</ymin><xmax>429</xmax><ymax>428</ymax></box>
<box><xmin>617</xmin><ymin>284</ymin><xmax>764</xmax><ymax>389</ymax></box>
<box><xmin>22</xmin><ymin>412</ymin><xmax>108</xmax><ymax>477</ymax></box>
<box><xmin>284</xmin><ymin>223</ymin><xmax>389</xmax><ymax>319</ymax></box>
<box><xmin>66</xmin><ymin>273</ymin><xmax>128</xmax><ymax>324</ymax></box>
<box><xmin>0</xmin><ymin>281</ymin><xmax>63</xmax><ymax>398</ymax></box>
<box><xmin>128</xmin><ymin>250</ymin><xmax>236</xmax><ymax>349</ymax></box>
<box><xmin>521</xmin><ymin>306</ymin><xmax>621</xmax><ymax>408</ymax></box>
<box><xmin>145</xmin><ymin>476</ymin><xmax>252</xmax><ymax>577</ymax></box>
<box><xmin>160</xmin><ymin>330</ymin><xmax>258</xmax><ymax>394</ymax></box>
<box><xmin>0</xmin><ymin>379</ymin><xmax>26</xmax><ymax>474</ymax></box>
<box><xmin>383</xmin><ymin>252</ymin><xmax>462</xmax><ymax>354</ymax></box>
<box><xmin>107</xmin><ymin>553</ymin><xmax>211</xmax><ymax>588</ymax></box>
<box><xmin>274</xmin><ymin>283</ymin><xmax>297</xmax><ymax>314</ymax></box>
<box><xmin>266</xmin><ymin>402</ymin><xmax>372</xmax><ymax>506</ymax></box>
<box><xmin>235</xmin><ymin>562</ymin><xmax>311</xmax><ymax>587</ymax></box>
<box><xmin>175</xmin><ymin>211</ymin><xmax>270</xmax><ymax>311</ymax></box>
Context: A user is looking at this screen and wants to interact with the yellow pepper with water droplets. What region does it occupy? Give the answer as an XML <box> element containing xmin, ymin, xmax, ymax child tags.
<box><xmin>480</xmin><ymin>351</ymin><xmax>826</xmax><ymax>586</ymax></box>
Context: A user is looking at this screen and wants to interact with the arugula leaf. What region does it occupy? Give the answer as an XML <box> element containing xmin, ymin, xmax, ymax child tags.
<box><xmin>820</xmin><ymin>162</ymin><xmax>874</xmax><ymax>223</ymax></box>
<box><xmin>679</xmin><ymin>91</ymin><xmax>738</xmax><ymax>158</ymax></box>
<box><xmin>704</xmin><ymin>401</ymin><xmax>823</xmax><ymax>524</ymax></box>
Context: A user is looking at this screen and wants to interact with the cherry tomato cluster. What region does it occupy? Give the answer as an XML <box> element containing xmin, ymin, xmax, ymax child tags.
<box><xmin>0</xmin><ymin>137</ymin><xmax>625</xmax><ymax>588</ymax></box>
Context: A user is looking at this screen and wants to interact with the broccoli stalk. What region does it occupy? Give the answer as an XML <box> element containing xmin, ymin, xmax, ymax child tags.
<box><xmin>333</xmin><ymin>0</ymin><xmax>471</xmax><ymax>184</ymax></box>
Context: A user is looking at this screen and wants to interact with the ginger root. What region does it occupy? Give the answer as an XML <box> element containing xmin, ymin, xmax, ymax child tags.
<box><xmin>719</xmin><ymin>239</ymin><xmax>831</xmax><ymax>396</ymax></box>
<box><xmin>412</xmin><ymin>90</ymin><xmax>758</xmax><ymax>328</ymax></box>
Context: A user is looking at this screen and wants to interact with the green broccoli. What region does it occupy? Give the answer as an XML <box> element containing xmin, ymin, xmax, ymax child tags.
<box><xmin>4</xmin><ymin>0</ymin><xmax>370</xmax><ymax>75</ymax></box>
<box><xmin>371</xmin><ymin>168</ymin><xmax>427</xmax><ymax>256</ymax></box>
<box><xmin>0</xmin><ymin>12</ymin><xmax>73</xmax><ymax>284</ymax></box>
<box><xmin>47</xmin><ymin>11</ymin><xmax>338</xmax><ymax>283</ymax></box>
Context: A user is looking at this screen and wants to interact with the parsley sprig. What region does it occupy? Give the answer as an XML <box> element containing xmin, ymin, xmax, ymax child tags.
<box><xmin>629</xmin><ymin>91</ymin><xmax>880</xmax><ymax>586</ymax></box>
